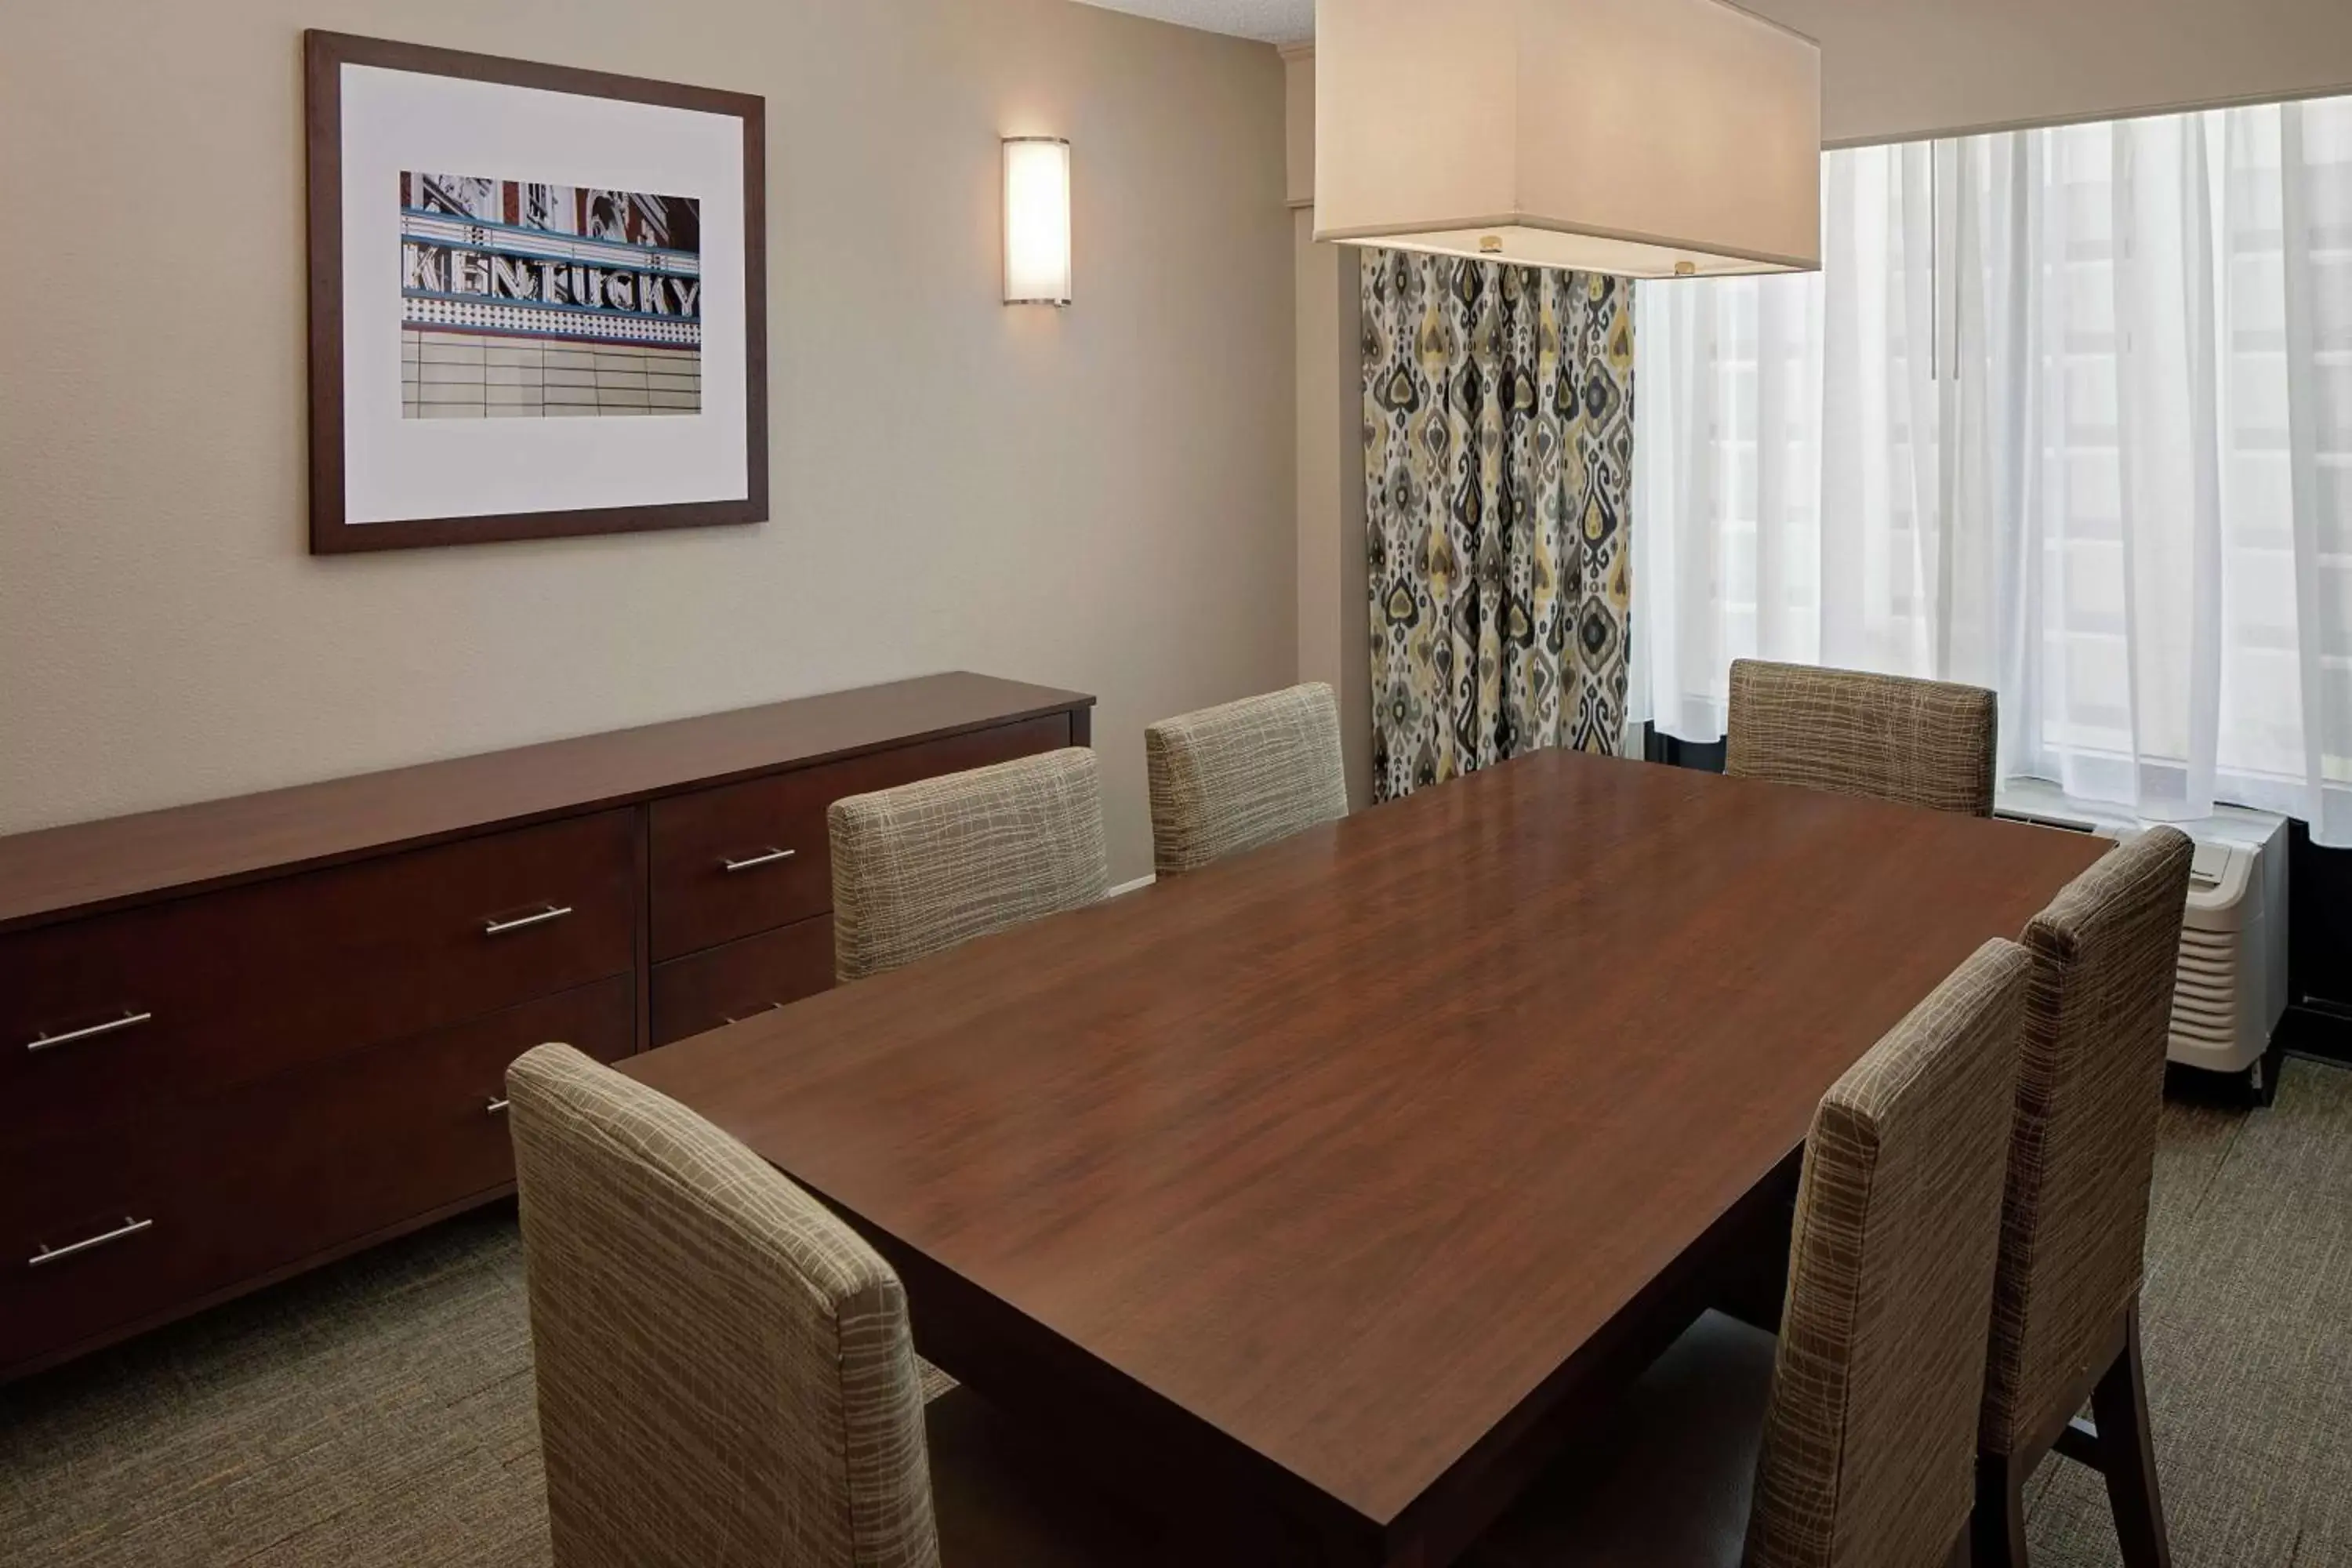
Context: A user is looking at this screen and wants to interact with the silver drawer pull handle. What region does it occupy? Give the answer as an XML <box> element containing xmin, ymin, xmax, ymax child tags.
<box><xmin>486</xmin><ymin>1097</ymin><xmax>511</xmax><ymax>1116</ymax></box>
<box><xmin>722</xmin><ymin>1002</ymin><xmax>786</xmax><ymax>1025</ymax></box>
<box><xmin>721</xmin><ymin>847</ymin><xmax>797</xmax><ymax>874</ymax></box>
<box><xmin>483</xmin><ymin>905</ymin><xmax>574</xmax><ymax>937</ymax></box>
<box><xmin>27</xmin><ymin>1011</ymin><xmax>154</xmax><ymax>1054</ymax></box>
<box><xmin>28</xmin><ymin>1217</ymin><xmax>154</xmax><ymax>1269</ymax></box>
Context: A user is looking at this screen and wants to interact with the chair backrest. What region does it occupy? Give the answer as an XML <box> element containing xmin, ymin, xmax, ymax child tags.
<box><xmin>506</xmin><ymin>1043</ymin><xmax>940</xmax><ymax>1568</ymax></box>
<box><xmin>1725</xmin><ymin>659</ymin><xmax>1998</xmax><ymax>817</ymax></box>
<box><xmin>1145</xmin><ymin>682</ymin><xmax>1349</xmax><ymax>877</ymax></box>
<box><xmin>1979</xmin><ymin>828</ymin><xmax>2194</xmax><ymax>1457</ymax></box>
<box><xmin>1746</xmin><ymin>939</ymin><xmax>2031</xmax><ymax>1568</ymax></box>
<box><xmin>829</xmin><ymin>746</ymin><xmax>1109</xmax><ymax>983</ymax></box>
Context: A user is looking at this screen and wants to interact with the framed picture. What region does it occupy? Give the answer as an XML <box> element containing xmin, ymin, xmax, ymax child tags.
<box><xmin>303</xmin><ymin>31</ymin><xmax>767</xmax><ymax>554</ymax></box>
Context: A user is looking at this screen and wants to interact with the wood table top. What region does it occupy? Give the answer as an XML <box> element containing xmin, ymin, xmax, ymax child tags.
<box><xmin>624</xmin><ymin>750</ymin><xmax>2107</xmax><ymax>1555</ymax></box>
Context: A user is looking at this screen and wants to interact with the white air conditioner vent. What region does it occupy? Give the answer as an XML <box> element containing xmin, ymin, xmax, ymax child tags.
<box><xmin>1995</xmin><ymin>782</ymin><xmax>2288</xmax><ymax>1080</ymax></box>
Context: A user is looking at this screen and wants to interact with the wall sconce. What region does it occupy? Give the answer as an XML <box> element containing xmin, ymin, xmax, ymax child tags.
<box><xmin>1003</xmin><ymin>136</ymin><xmax>1073</xmax><ymax>307</ymax></box>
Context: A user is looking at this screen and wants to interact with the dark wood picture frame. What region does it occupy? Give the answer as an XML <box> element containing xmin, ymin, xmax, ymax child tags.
<box><xmin>303</xmin><ymin>31</ymin><xmax>768</xmax><ymax>554</ymax></box>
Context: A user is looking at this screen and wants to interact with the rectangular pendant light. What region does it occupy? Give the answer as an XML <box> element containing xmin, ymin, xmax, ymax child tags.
<box><xmin>1004</xmin><ymin>136</ymin><xmax>1073</xmax><ymax>306</ymax></box>
<box><xmin>1314</xmin><ymin>0</ymin><xmax>1821</xmax><ymax>278</ymax></box>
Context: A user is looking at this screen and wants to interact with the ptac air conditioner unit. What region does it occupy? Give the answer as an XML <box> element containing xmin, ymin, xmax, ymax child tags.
<box><xmin>1995</xmin><ymin>782</ymin><xmax>2289</xmax><ymax>1096</ymax></box>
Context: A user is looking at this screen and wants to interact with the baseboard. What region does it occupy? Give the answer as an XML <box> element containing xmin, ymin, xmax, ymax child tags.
<box><xmin>1109</xmin><ymin>873</ymin><xmax>1156</xmax><ymax>898</ymax></box>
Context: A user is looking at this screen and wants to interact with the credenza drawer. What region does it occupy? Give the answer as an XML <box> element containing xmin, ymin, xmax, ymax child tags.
<box><xmin>648</xmin><ymin>715</ymin><xmax>1073</xmax><ymax>960</ymax></box>
<box><xmin>0</xmin><ymin>976</ymin><xmax>632</xmax><ymax>1375</ymax></box>
<box><xmin>0</xmin><ymin>811</ymin><xmax>636</xmax><ymax>1128</ymax></box>
<box><xmin>649</xmin><ymin>916</ymin><xmax>835</xmax><ymax>1047</ymax></box>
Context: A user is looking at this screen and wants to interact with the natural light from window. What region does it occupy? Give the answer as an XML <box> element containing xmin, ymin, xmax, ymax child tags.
<box><xmin>1631</xmin><ymin>94</ymin><xmax>2352</xmax><ymax>844</ymax></box>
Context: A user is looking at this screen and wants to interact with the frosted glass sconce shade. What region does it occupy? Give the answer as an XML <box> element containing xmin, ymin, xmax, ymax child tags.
<box><xmin>1004</xmin><ymin>137</ymin><xmax>1073</xmax><ymax>306</ymax></box>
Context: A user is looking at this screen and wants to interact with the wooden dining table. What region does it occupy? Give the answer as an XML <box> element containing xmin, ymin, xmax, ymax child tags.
<box><xmin>622</xmin><ymin>748</ymin><xmax>2108</xmax><ymax>1566</ymax></box>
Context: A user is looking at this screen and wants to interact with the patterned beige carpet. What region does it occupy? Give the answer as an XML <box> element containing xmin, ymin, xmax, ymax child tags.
<box><xmin>2024</xmin><ymin>1059</ymin><xmax>2352</xmax><ymax>1566</ymax></box>
<box><xmin>2</xmin><ymin>1209</ymin><xmax>547</xmax><ymax>1567</ymax></box>
<box><xmin>5</xmin><ymin>1062</ymin><xmax>2349</xmax><ymax>1566</ymax></box>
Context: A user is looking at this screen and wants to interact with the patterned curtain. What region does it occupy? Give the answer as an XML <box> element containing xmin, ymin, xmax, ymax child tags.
<box><xmin>1363</xmin><ymin>251</ymin><xmax>1635</xmax><ymax>803</ymax></box>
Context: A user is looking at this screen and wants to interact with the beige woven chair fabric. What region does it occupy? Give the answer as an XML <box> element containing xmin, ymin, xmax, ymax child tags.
<box><xmin>1746</xmin><ymin>939</ymin><xmax>2031</xmax><ymax>1568</ymax></box>
<box><xmin>1725</xmin><ymin>659</ymin><xmax>1998</xmax><ymax>817</ymax></box>
<box><xmin>1979</xmin><ymin>827</ymin><xmax>2194</xmax><ymax>1456</ymax></box>
<box><xmin>507</xmin><ymin>1044</ymin><xmax>941</xmax><ymax>1568</ymax></box>
<box><xmin>1145</xmin><ymin>683</ymin><xmax>1349</xmax><ymax>877</ymax></box>
<box><xmin>829</xmin><ymin>746</ymin><xmax>1109</xmax><ymax>983</ymax></box>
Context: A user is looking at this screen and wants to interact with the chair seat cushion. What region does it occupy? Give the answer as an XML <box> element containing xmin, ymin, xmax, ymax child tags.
<box><xmin>1471</xmin><ymin>1312</ymin><xmax>1777</xmax><ymax>1568</ymax></box>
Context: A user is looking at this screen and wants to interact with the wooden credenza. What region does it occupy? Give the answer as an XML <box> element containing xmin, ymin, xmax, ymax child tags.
<box><xmin>0</xmin><ymin>672</ymin><xmax>1093</xmax><ymax>1379</ymax></box>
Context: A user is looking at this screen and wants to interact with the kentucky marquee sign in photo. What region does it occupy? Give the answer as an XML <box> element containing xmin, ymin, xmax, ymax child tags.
<box><xmin>307</xmin><ymin>32</ymin><xmax>767</xmax><ymax>553</ymax></box>
<box><xmin>399</xmin><ymin>172</ymin><xmax>704</xmax><ymax>419</ymax></box>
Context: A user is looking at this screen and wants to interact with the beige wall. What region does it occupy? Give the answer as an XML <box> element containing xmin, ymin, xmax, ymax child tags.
<box><xmin>1283</xmin><ymin>42</ymin><xmax>1316</xmax><ymax>206</ymax></box>
<box><xmin>1283</xmin><ymin>47</ymin><xmax>1370</xmax><ymax>808</ymax></box>
<box><xmin>1292</xmin><ymin>208</ymin><xmax>1370</xmax><ymax>810</ymax></box>
<box><xmin>0</xmin><ymin>0</ymin><xmax>1294</xmax><ymax>883</ymax></box>
<box><xmin>1743</xmin><ymin>0</ymin><xmax>2352</xmax><ymax>145</ymax></box>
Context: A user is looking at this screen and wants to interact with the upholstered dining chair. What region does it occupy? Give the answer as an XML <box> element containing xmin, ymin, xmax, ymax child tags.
<box><xmin>829</xmin><ymin>746</ymin><xmax>1109</xmax><ymax>983</ymax></box>
<box><xmin>1145</xmin><ymin>682</ymin><xmax>1349</xmax><ymax>877</ymax></box>
<box><xmin>1725</xmin><ymin>659</ymin><xmax>1998</xmax><ymax>816</ymax></box>
<box><xmin>1468</xmin><ymin>938</ymin><xmax>2031</xmax><ymax>1568</ymax></box>
<box><xmin>507</xmin><ymin>1042</ymin><xmax>1166</xmax><ymax>1567</ymax></box>
<box><xmin>1973</xmin><ymin>827</ymin><xmax>2194</xmax><ymax>1568</ymax></box>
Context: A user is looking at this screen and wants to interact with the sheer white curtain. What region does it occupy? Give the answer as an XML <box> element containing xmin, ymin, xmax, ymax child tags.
<box><xmin>1631</xmin><ymin>97</ymin><xmax>2352</xmax><ymax>844</ymax></box>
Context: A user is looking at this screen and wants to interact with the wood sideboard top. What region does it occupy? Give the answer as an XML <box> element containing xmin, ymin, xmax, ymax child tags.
<box><xmin>0</xmin><ymin>673</ymin><xmax>1094</xmax><ymax>936</ymax></box>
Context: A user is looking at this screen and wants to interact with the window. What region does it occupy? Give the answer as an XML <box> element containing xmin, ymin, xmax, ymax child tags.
<box><xmin>1632</xmin><ymin>96</ymin><xmax>2352</xmax><ymax>844</ymax></box>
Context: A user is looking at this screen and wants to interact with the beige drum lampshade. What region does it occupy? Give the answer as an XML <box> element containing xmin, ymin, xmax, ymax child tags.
<box><xmin>1314</xmin><ymin>0</ymin><xmax>1821</xmax><ymax>278</ymax></box>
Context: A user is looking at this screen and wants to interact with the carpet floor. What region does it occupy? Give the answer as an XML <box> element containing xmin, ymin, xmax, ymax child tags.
<box><xmin>5</xmin><ymin>1060</ymin><xmax>2349</xmax><ymax>1566</ymax></box>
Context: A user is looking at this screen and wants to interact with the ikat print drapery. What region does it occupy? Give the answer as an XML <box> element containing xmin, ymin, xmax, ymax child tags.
<box><xmin>1363</xmin><ymin>251</ymin><xmax>1635</xmax><ymax>804</ymax></box>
